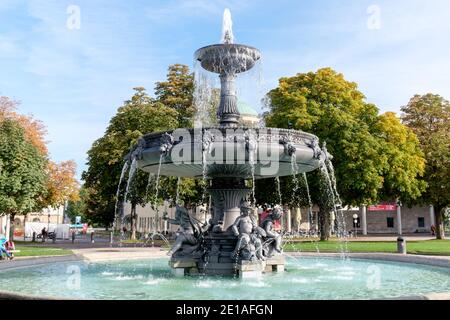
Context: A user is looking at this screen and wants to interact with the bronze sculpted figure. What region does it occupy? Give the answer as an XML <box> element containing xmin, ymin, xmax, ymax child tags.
<box><xmin>163</xmin><ymin>205</ymin><xmax>200</xmax><ymax>256</ymax></box>
<box><xmin>261</xmin><ymin>205</ymin><xmax>283</xmax><ymax>257</ymax></box>
<box><xmin>231</xmin><ymin>202</ymin><xmax>265</xmax><ymax>261</ymax></box>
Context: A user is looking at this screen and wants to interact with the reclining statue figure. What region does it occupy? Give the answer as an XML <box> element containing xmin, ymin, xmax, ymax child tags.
<box><xmin>163</xmin><ymin>204</ymin><xmax>200</xmax><ymax>257</ymax></box>
<box><xmin>230</xmin><ymin>202</ymin><xmax>265</xmax><ymax>261</ymax></box>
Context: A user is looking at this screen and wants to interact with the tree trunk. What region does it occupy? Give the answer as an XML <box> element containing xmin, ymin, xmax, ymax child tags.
<box><xmin>318</xmin><ymin>208</ymin><xmax>330</xmax><ymax>241</ymax></box>
<box><xmin>131</xmin><ymin>204</ymin><xmax>137</xmax><ymax>240</ymax></box>
<box><xmin>434</xmin><ymin>206</ymin><xmax>445</xmax><ymax>240</ymax></box>
<box><xmin>9</xmin><ymin>214</ymin><xmax>15</xmax><ymax>241</ymax></box>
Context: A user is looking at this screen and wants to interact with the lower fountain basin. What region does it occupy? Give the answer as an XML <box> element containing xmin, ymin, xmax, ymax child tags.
<box><xmin>1</xmin><ymin>257</ymin><xmax>449</xmax><ymax>300</ymax></box>
<box><xmin>132</xmin><ymin>127</ymin><xmax>322</xmax><ymax>179</ymax></box>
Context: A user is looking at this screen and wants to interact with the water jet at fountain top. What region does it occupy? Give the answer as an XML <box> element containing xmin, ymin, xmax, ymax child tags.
<box><xmin>221</xmin><ymin>9</ymin><xmax>234</xmax><ymax>44</ymax></box>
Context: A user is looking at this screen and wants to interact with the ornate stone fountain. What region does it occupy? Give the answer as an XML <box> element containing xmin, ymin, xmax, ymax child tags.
<box><xmin>128</xmin><ymin>9</ymin><xmax>324</xmax><ymax>277</ymax></box>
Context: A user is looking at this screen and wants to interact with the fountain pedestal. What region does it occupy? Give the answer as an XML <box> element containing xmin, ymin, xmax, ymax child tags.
<box><xmin>237</xmin><ymin>260</ymin><xmax>266</xmax><ymax>278</ymax></box>
<box><xmin>169</xmin><ymin>229</ymin><xmax>286</xmax><ymax>277</ymax></box>
<box><xmin>265</xmin><ymin>255</ymin><xmax>286</xmax><ymax>272</ymax></box>
<box><xmin>208</xmin><ymin>178</ymin><xmax>251</xmax><ymax>230</ymax></box>
<box><xmin>169</xmin><ymin>257</ymin><xmax>199</xmax><ymax>277</ymax></box>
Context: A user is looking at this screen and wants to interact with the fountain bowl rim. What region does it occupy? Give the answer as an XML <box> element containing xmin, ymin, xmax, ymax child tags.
<box><xmin>194</xmin><ymin>43</ymin><xmax>262</xmax><ymax>61</ymax></box>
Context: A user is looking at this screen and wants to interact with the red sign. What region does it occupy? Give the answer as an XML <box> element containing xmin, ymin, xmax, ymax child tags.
<box><xmin>368</xmin><ymin>204</ymin><xmax>397</xmax><ymax>211</ymax></box>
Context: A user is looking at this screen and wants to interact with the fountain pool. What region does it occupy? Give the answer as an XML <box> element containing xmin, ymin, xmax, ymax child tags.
<box><xmin>1</xmin><ymin>257</ymin><xmax>449</xmax><ymax>300</ymax></box>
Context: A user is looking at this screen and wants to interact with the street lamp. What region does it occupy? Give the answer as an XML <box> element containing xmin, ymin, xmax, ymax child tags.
<box><xmin>353</xmin><ymin>213</ymin><xmax>359</xmax><ymax>238</ymax></box>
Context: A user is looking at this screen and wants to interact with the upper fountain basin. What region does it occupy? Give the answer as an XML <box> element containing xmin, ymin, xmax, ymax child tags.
<box><xmin>130</xmin><ymin>127</ymin><xmax>323</xmax><ymax>179</ymax></box>
<box><xmin>195</xmin><ymin>44</ymin><xmax>261</xmax><ymax>74</ymax></box>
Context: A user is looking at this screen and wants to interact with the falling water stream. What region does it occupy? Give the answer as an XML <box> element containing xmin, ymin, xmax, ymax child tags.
<box><xmin>302</xmin><ymin>172</ymin><xmax>315</xmax><ymax>236</ymax></box>
<box><xmin>175</xmin><ymin>177</ymin><xmax>181</xmax><ymax>204</ymax></box>
<box><xmin>113</xmin><ymin>161</ymin><xmax>130</xmax><ymax>232</ymax></box>
<box><xmin>318</xmin><ymin>152</ymin><xmax>349</xmax><ymax>258</ymax></box>
<box><xmin>290</xmin><ymin>154</ymin><xmax>300</xmax><ymax>205</ymax></box>
<box><xmin>247</xmin><ymin>129</ymin><xmax>258</xmax><ymax>205</ymax></box>
<box><xmin>275</xmin><ymin>177</ymin><xmax>282</xmax><ymax>205</ymax></box>
<box><xmin>153</xmin><ymin>154</ymin><xmax>163</xmax><ymax>205</ymax></box>
<box><xmin>124</xmin><ymin>158</ymin><xmax>138</xmax><ymax>204</ymax></box>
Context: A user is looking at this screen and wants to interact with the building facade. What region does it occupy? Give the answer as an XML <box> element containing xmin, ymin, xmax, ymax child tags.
<box><xmin>280</xmin><ymin>204</ymin><xmax>436</xmax><ymax>235</ymax></box>
<box><xmin>0</xmin><ymin>206</ymin><xmax>66</xmax><ymax>239</ymax></box>
<box><xmin>126</xmin><ymin>200</ymin><xmax>435</xmax><ymax>237</ymax></box>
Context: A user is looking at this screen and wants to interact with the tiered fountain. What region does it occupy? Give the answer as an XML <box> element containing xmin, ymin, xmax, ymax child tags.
<box><xmin>127</xmin><ymin>9</ymin><xmax>325</xmax><ymax>277</ymax></box>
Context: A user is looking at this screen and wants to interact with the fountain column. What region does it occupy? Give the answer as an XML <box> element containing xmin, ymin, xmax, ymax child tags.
<box><xmin>209</xmin><ymin>178</ymin><xmax>250</xmax><ymax>230</ymax></box>
<box><xmin>218</xmin><ymin>74</ymin><xmax>239</xmax><ymax>128</ymax></box>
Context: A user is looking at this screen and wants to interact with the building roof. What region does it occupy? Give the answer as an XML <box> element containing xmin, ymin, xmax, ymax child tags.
<box><xmin>237</xmin><ymin>100</ymin><xmax>259</xmax><ymax>117</ymax></box>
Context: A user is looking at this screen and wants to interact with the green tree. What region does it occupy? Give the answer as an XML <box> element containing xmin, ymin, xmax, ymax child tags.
<box><xmin>0</xmin><ymin>119</ymin><xmax>47</xmax><ymax>238</ymax></box>
<box><xmin>66</xmin><ymin>187</ymin><xmax>87</xmax><ymax>224</ymax></box>
<box><xmin>158</xmin><ymin>177</ymin><xmax>206</xmax><ymax>206</ymax></box>
<box><xmin>82</xmin><ymin>87</ymin><xmax>179</xmax><ymax>236</ymax></box>
<box><xmin>264</xmin><ymin>68</ymin><xmax>425</xmax><ymax>239</ymax></box>
<box><xmin>82</xmin><ymin>186</ymin><xmax>115</xmax><ymax>228</ymax></box>
<box><xmin>401</xmin><ymin>94</ymin><xmax>450</xmax><ymax>239</ymax></box>
<box><xmin>155</xmin><ymin>64</ymin><xmax>195</xmax><ymax>128</ymax></box>
<box><xmin>374</xmin><ymin>112</ymin><xmax>426</xmax><ymax>202</ymax></box>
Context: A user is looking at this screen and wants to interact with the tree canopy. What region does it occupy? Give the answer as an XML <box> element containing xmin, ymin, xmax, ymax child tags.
<box><xmin>155</xmin><ymin>64</ymin><xmax>195</xmax><ymax>128</ymax></box>
<box><xmin>0</xmin><ymin>119</ymin><xmax>47</xmax><ymax>216</ymax></box>
<box><xmin>83</xmin><ymin>65</ymin><xmax>208</xmax><ymax>230</ymax></box>
<box><xmin>82</xmin><ymin>87</ymin><xmax>180</xmax><ymax>228</ymax></box>
<box><xmin>0</xmin><ymin>96</ymin><xmax>79</xmax><ymax>222</ymax></box>
<box><xmin>264</xmin><ymin>68</ymin><xmax>425</xmax><ymax>207</ymax></box>
<box><xmin>42</xmin><ymin>160</ymin><xmax>80</xmax><ymax>209</ymax></box>
<box><xmin>0</xmin><ymin>96</ymin><xmax>48</xmax><ymax>156</ymax></box>
<box><xmin>401</xmin><ymin>93</ymin><xmax>450</xmax><ymax>239</ymax></box>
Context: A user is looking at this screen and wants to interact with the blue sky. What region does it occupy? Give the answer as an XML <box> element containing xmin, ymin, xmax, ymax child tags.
<box><xmin>1</xmin><ymin>0</ymin><xmax>449</xmax><ymax>179</ymax></box>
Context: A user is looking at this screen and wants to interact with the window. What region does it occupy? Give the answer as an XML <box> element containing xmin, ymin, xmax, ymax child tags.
<box><xmin>418</xmin><ymin>217</ymin><xmax>425</xmax><ymax>228</ymax></box>
<box><xmin>387</xmin><ymin>217</ymin><xmax>394</xmax><ymax>228</ymax></box>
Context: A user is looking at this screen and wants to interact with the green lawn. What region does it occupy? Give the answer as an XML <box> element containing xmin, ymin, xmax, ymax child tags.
<box><xmin>13</xmin><ymin>245</ymin><xmax>73</xmax><ymax>257</ymax></box>
<box><xmin>283</xmin><ymin>239</ymin><xmax>450</xmax><ymax>255</ymax></box>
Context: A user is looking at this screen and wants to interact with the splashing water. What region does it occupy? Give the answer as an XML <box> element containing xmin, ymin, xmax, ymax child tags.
<box><xmin>318</xmin><ymin>154</ymin><xmax>348</xmax><ymax>258</ymax></box>
<box><xmin>323</xmin><ymin>154</ymin><xmax>349</xmax><ymax>256</ymax></box>
<box><xmin>154</xmin><ymin>154</ymin><xmax>164</xmax><ymax>207</ymax></box>
<box><xmin>193</xmin><ymin>64</ymin><xmax>218</xmax><ymax>128</ymax></box>
<box><xmin>290</xmin><ymin>154</ymin><xmax>300</xmax><ymax>205</ymax></box>
<box><xmin>247</xmin><ymin>129</ymin><xmax>258</xmax><ymax>204</ymax></box>
<box><xmin>118</xmin><ymin>158</ymin><xmax>138</xmax><ymax>241</ymax></box>
<box><xmin>302</xmin><ymin>172</ymin><xmax>314</xmax><ymax>235</ymax></box>
<box><xmin>175</xmin><ymin>177</ymin><xmax>181</xmax><ymax>204</ymax></box>
<box><xmin>124</xmin><ymin>158</ymin><xmax>138</xmax><ymax>204</ymax></box>
<box><xmin>200</xmin><ymin>130</ymin><xmax>213</xmax><ymax>205</ymax></box>
<box><xmin>275</xmin><ymin>177</ymin><xmax>282</xmax><ymax>205</ymax></box>
<box><xmin>145</xmin><ymin>172</ymin><xmax>155</xmax><ymax>201</ymax></box>
<box><xmin>113</xmin><ymin>162</ymin><xmax>129</xmax><ymax>231</ymax></box>
<box><xmin>324</xmin><ymin>156</ymin><xmax>344</xmax><ymax>226</ymax></box>
<box><xmin>221</xmin><ymin>9</ymin><xmax>234</xmax><ymax>44</ymax></box>
<box><xmin>146</xmin><ymin>232</ymin><xmax>171</xmax><ymax>248</ymax></box>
